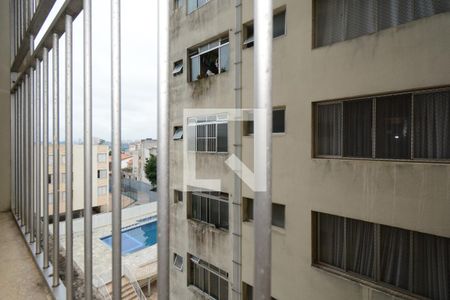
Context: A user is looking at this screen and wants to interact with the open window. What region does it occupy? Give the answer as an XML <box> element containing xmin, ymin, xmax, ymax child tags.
<box><xmin>189</xmin><ymin>36</ymin><xmax>229</xmax><ymax>82</ymax></box>
<box><xmin>173</xmin><ymin>253</ymin><xmax>183</xmax><ymax>271</ymax></box>
<box><xmin>172</xmin><ymin>60</ymin><xmax>183</xmax><ymax>76</ymax></box>
<box><xmin>244</xmin><ymin>107</ymin><xmax>286</xmax><ymax>135</ymax></box>
<box><xmin>173</xmin><ymin>126</ymin><xmax>183</xmax><ymax>140</ymax></box>
<box><xmin>243</xmin><ymin>9</ymin><xmax>286</xmax><ymax>49</ymax></box>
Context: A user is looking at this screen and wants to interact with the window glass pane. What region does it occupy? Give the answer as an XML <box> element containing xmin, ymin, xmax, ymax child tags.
<box><xmin>346</xmin><ymin>218</ymin><xmax>375</xmax><ymax>278</ymax></box>
<box><xmin>202</xmin><ymin>268</ymin><xmax>209</xmax><ymax>293</ymax></box>
<box><xmin>414</xmin><ymin>91</ymin><xmax>450</xmax><ymax>159</ymax></box>
<box><xmin>343</xmin><ymin>99</ymin><xmax>372</xmax><ymax>157</ymax></box>
<box><xmin>376</xmin><ymin>94</ymin><xmax>411</xmax><ymax>159</ymax></box>
<box><xmin>245</xmin><ymin>198</ymin><xmax>253</xmax><ymax>221</ymax></box>
<box><xmin>317</xmin><ymin>103</ymin><xmax>342</xmax><ymax>156</ymax></box>
<box><xmin>412</xmin><ymin>232</ymin><xmax>450</xmax><ymax>300</ymax></box>
<box><xmin>219</xmin><ymin>201</ymin><xmax>229</xmax><ymax>230</ymax></box>
<box><xmin>217</xmin><ymin>123</ymin><xmax>228</xmax><ymax>152</ymax></box>
<box><xmin>220</xmin><ymin>278</ymin><xmax>228</xmax><ymax>300</ymax></box>
<box><xmin>210</xmin><ymin>272</ymin><xmax>219</xmax><ymax>299</ymax></box>
<box><xmin>201</xmin><ymin>49</ymin><xmax>219</xmax><ymax>77</ymax></box>
<box><xmin>188</xmin><ymin>0</ymin><xmax>197</xmax><ymax>14</ymax></box>
<box><xmin>201</xmin><ymin>197</ymin><xmax>208</xmax><ymax>222</ymax></box>
<box><xmin>219</xmin><ymin>44</ymin><xmax>229</xmax><ymax>73</ymax></box>
<box><xmin>273</xmin><ymin>11</ymin><xmax>286</xmax><ymax>38</ymax></box>
<box><xmin>209</xmin><ymin>199</ymin><xmax>220</xmax><ymax>227</ymax></box>
<box><xmin>273</xmin><ymin>109</ymin><xmax>285</xmax><ymax>133</ymax></box>
<box><xmin>318</xmin><ymin>213</ymin><xmax>345</xmax><ymax>269</ymax></box>
<box><xmin>272</xmin><ymin>203</ymin><xmax>285</xmax><ymax>228</ymax></box>
<box><xmin>198</xmin><ymin>0</ymin><xmax>208</xmax><ymax>8</ymax></box>
<box><xmin>378</xmin><ymin>0</ymin><xmax>414</xmax><ymax>30</ymax></box>
<box><xmin>380</xmin><ymin>226</ymin><xmax>410</xmax><ymax>290</ymax></box>
<box><xmin>314</xmin><ymin>0</ymin><xmax>346</xmax><ymax>47</ymax></box>
<box><xmin>344</xmin><ymin>1</ymin><xmax>377</xmax><ymax>40</ymax></box>
<box><xmin>191</xmin><ymin>56</ymin><xmax>200</xmax><ymax>81</ymax></box>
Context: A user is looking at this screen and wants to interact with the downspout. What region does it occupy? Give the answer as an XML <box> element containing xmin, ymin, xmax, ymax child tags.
<box><xmin>232</xmin><ymin>0</ymin><xmax>243</xmax><ymax>299</ymax></box>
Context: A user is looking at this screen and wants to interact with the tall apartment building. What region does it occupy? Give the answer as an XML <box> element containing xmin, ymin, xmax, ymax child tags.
<box><xmin>169</xmin><ymin>1</ymin><xmax>450</xmax><ymax>300</ymax></box>
<box><xmin>47</xmin><ymin>144</ymin><xmax>110</xmax><ymax>216</ymax></box>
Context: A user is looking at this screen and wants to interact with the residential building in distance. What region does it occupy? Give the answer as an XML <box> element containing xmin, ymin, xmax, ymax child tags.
<box><xmin>129</xmin><ymin>138</ymin><xmax>157</xmax><ymax>184</ymax></box>
<box><xmin>169</xmin><ymin>1</ymin><xmax>450</xmax><ymax>300</ymax></box>
<box><xmin>48</xmin><ymin>144</ymin><xmax>110</xmax><ymax>217</ymax></box>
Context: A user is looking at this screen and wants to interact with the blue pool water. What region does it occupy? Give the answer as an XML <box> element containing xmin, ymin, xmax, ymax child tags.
<box><xmin>100</xmin><ymin>221</ymin><xmax>157</xmax><ymax>255</ymax></box>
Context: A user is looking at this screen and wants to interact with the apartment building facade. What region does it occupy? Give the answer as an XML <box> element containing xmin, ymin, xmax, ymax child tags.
<box><xmin>47</xmin><ymin>144</ymin><xmax>110</xmax><ymax>216</ymax></box>
<box><xmin>129</xmin><ymin>138</ymin><xmax>158</xmax><ymax>183</ymax></box>
<box><xmin>169</xmin><ymin>0</ymin><xmax>450</xmax><ymax>300</ymax></box>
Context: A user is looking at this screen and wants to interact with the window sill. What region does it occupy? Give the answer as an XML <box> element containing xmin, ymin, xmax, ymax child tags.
<box><xmin>188</xmin><ymin>219</ymin><xmax>229</xmax><ymax>234</ymax></box>
<box><xmin>188</xmin><ymin>285</ymin><xmax>214</xmax><ymax>299</ymax></box>
<box><xmin>312</xmin><ymin>264</ymin><xmax>423</xmax><ymax>300</ymax></box>
<box><xmin>312</xmin><ymin>156</ymin><xmax>450</xmax><ymax>165</ymax></box>
<box><xmin>243</xmin><ymin>220</ymin><xmax>286</xmax><ymax>234</ymax></box>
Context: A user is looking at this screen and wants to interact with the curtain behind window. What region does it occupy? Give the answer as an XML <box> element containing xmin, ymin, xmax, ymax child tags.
<box><xmin>380</xmin><ymin>226</ymin><xmax>410</xmax><ymax>290</ymax></box>
<box><xmin>343</xmin><ymin>99</ymin><xmax>373</xmax><ymax>157</ymax></box>
<box><xmin>347</xmin><ymin>219</ymin><xmax>375</xmax><ymax>278</ymax></box>
<box><xmin>413</xmin><ymin>232</ymin><xmax>450</xmax><ymax>300</ymax></box>
<box><xmin>376</xmin><ymin>94</ymin><xmax>411</xmax><ymax>159</ymax></box>
<box><xmin>317</xmin><ymin>103</ymin><xmax>342</xmax><ymax>156</ymax></box>
<box><xmin>319</xmin><ymin>214</ymin><xmax>345</xmax><ymax>269</ymax></box>
<box><xmin>414</xmin><ymin>91</ymin><xmax>450</xmax><ymax>159</ymax></box>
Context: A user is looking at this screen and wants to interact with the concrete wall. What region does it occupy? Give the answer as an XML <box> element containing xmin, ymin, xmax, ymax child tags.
<box><xmin>169</xmin><ymin>0</ymin><xmax>450</xmax><ymax>299</ymax></box>
<box><xmin>0</xmin><ymin>1</ymin><xmax>11</xmax><ymax>212</ymax></box>
<box><xmin>240</xmin><ymin>1</ymin><xmax>450</xmax><ymax>300</ymax></box>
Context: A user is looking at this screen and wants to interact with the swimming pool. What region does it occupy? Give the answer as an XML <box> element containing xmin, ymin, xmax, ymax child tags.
<box><xmin>100</xmin><ymin>221</ymin><xmax>157</xmax><ymax>255</ymax></box>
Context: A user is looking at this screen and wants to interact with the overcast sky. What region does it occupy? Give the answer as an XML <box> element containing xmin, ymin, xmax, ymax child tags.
<box><xmin>38</xmin><ymin>0</ymin><xmax>157</xmax><ymax>143</ymax></box>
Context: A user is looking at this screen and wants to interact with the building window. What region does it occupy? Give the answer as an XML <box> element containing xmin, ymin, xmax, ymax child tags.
<box><xmin>172</xmin><ymin>60</ymin><xmax>183</xmax><ymax>76</ymax></box>
<box><xmin>313</xmin><ymin>212</ymin><xmax>450</xmax><ymax>299</ymax></box>
<box><xmin>243</xmin><ymin>198</ymin><xmax>286</xmax><ymax>229</ymax></box>
<box><xmin>189</xmin><ymin>190</ymin><xmax>229</xmax><ymax>230</ymax></box>
<box><xmin>314</xmin><ymin>88</ymin><xmax>450</xmax><ymax>161</ymax></box>
<box><xmin>61</xmin><ymin>155</ymin><xmax>66</xmax><ymax>165</ymax></box>
<box><xmin>174</xmin><ymin>0</ymin><xmax>182</xmax><ymax>10</ymax></box>
<box><xmin>173</xmin><ymin>126</ymin><xmax>183</xmax><ymax>140</ymax></box>
<box><xmin>314</xmin><ymin>0</ymin><xmax>450</xmax><ymax>47</ymax></box>
<box><xmin>189</xmin><ymin>37</ymin><xmax>229</xmax><ymax>82</ymax></box>
<box><xmin>48</xmin><ymin>174</ymin><xmax>53</xmax><ymax>184</ymax></box>
<box><xmin>187</xmin><ymin>114</ymin><xmax>228</xmax><ymax>153</ymax></box>
<box><xmin>243</xmin><ymin>282</ymin><xmax>277</xmax><ymax>300</ymax></box>
<box><xmin>174</xmin><ymin>189</ymin><xmax>183</xmax><ymax>203</ymax></box>
<box><xmin>245</xmin><ymin>107</ymin><xmax>286</xmax><ymax>135</ymax></box>
<box><xmin>173</xmin><ymin>253</ymin><xmax>183</xmax><ymax>271</ymax></box>
<box><xmin>97</xmin><ymin>169</ymin><xmax>107</xmax><ymax>179</ymax></box>
<box><xmin>48</xmin><ymin>193</ymin><xmax>53</xmax><ymax>204</ymax></box>
<box><xmin>243</xmin><ymin>9</ymin><xmax>286</xmax><ymax>48</ymax></box>
<box><xmin>61</xmin><ymin>191</ymin><xmax>66</xmax><ymax>202</ymax></box>
<box><xmin>188</xmin><ymin>254</ymin><xmax>228</xmax><ymax>300</ymax></box>
<box><xmin>97</xmin><ymin>186</ymin><xmax>107</xmax><ymax>196</ymax></box>
<box><xmin>187</xmin><ymin>0</ymin><xmax>209</xmax><ymax>14</ymax></box>
<box><xmin>61</xmin><ymin>173</ymin><xmax>66</xmax><ymax>184</ymax></box>
<box><xmin>49</xmin><ymin>155</ymin><xmax>53</xmax><ymax>165</ymax></box>
<box><xmin>97</xmin><ymin>153</ymin><xmax>107</xmax><ymax>163</ymax></box>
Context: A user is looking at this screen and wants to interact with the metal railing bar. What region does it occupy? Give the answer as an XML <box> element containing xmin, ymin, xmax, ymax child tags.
<box><xmin>25</xmin><ymin>73</ymin><xmax>30</xmax><ymax>234</ymax></box>
<box><xmin>36</xmin><ymin>57</ymin><xmax>42</xmax><ymax>254</ymax></box>
<box><xmin>52</xmin><ymin>32</ymin><xmax>60</xmax><ymax>287</ymax></box>
<box><xmin>111</xmin><ymin>0</ymin><xmax>122</xmax><ymax>299</ymax></box>
<box><xmin>83</xmin><ymin>0</ymin><xmax>93</xmax><ymax>297</ymax></box>
<box><xmin>157</xmin><ymin>0</ymin><xmax>170</xmax><ymax>298</ymax></box>
<box><xmin>64</xmin><ymin>14</ymin><xmax>74</xmax><ymax>299</ymax></box>
<box><xmin>43</xmin><ymin>47</ymin><xmax>50</xmax><ymax>269</ymax></box>
<box><xmin>253</xmin><ymin>0</ymin><xmax>273</xmax><ymax>299</ymax></box>
<box><xmin>30</xmin><ymin>35</ymin><xmax>35</xmax><ymax>244</ymax></box>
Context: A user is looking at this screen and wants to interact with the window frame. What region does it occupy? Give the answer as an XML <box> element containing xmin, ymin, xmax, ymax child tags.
<box><xmin>243</xmin><ymin>7</ymin><xmax>287</xmax><ymax>49</ymax></box>
<box><xmin>313</xmin><ymin>86</ymin><xmax>450</xmax><ymax>163</ymax></box>
<box><xmin>188</xmin><ymin>36</ymin><xmax>229</xmax><ymax>82</ymax></box>
<box><xmin>244</xmin><ymin>106</ymin><xmax>286</xmax><ymax>136</ymax></box>
<box><xmin>173</xmin><ymin>253</ymin><xmax>184</xmax><ymax>271</ymax></box>
<box><xmin>97</xmin><ymin>153</ymin><xmax>107</xmax><ymax>163</ymax></box>
<box><xmin>173</xmin><ymin>126</ymin><xmax>184</xmax><ymax>140</ymax></box>
<box><xmin>189</xmin><ymin>190</ymin><xmax>229</xmax><ymax>231</ymax></box>
<box><xmin>97</xmin><ymin>185</ymin><xmax>107</xmax><ymax>196</ymax></box>
<box><xmin>172</xmin><ymin>59</ymin><xmax>184</xmax><ymax>76</ymax></box>
<box><xmin>243</xmin><ymin>197</ymin><xmax>286</xmax><ymax>229</ymax></box>
<box><xmin>187</xmin><ymin>0</ymin><xmax>210</xmax><ymax>15</ymax></box>
<box><xmin>312</xmin><ymin>211</ymin><xmax>448</xmax><ymax>300</ymax></box>
<box><xmin>188</xmin><ymin>114</ymin><xmax>228</xmax><ymax>154</ymax></box>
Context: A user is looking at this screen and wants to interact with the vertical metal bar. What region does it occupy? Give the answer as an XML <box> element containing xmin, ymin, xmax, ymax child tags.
<box><xmin>43</xmin><ymin>47</ymin><xmax>50</xmax><ymax>268</ymax></box>
<box><xmin>157</xmin><ymin>0</ymin><xmax>170</xmax><ymax>298</ymax></box>
<box><xmin>19</xmin><ymin>84</ymin><xmax>23</xmax><ymax>223</ymax></box>
<box><xmin>30</xmin><ymin>35</ymin><xmax>35</xmax><ymax>244</ymax></box>
<box><xmin>36</xmin><ymin>58</ymin><xmax>41</xmax><ymax>254</ymax></box>
<box><xmin>22</xmin><ymin>81</ymin><xmax>26</xmax><ymax>227</ymax></box>
<box><xmin>11</xmin><ymin>93</ymin><xmax>16</xmax><ymax>214</ymax></box>
<box><xmin>52</xmin><ymin>33</ymin><xmax>60</xmax><ymax>287</ymax></box>
<box><xmin>25</xmin><ymin>74</ymin><xmax>30</xmax><ymax>234</ymax></box>
<box><xmin>65</xmin><ymin>14</ymin><xmax>74</xmax><ymax>299</ymax></box>
<box><xmin>253</xmin><ymin>0</ymin><xmax>272</xmax><ymax>299</ymax></box>
<box><xmin>111</xmin><ymin>1</ymin><xmax>122</xmax><ymax>299</ymax></box>
<box><xmin>83</xmin><ymin>0</ymin><xmax>93</xmax><ymax>297</ymax></box>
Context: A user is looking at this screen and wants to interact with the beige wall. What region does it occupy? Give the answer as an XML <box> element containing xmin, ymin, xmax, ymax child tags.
<box><xmin>0</xmin><ymin>1</ymin><xmax>11</xmax><ymax>212</ymax></box>
<box><xmin>169</xmin><ymin>0</ymin><xmax>450</xmax><ymax>299</ymax></box>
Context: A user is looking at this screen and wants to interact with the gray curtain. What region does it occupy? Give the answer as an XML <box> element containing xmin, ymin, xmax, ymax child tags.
<box><xmin>380</xmin><ymin>226</ymin><xmax>410</xmax><ymax>289</ymax></box>
<box><xmin>413</xmin><ymin>232</ymin><xmax>450</xmax><ymax>300</ymax></box>
<box><xmin>347</xmin><ymin>219</ymin><xmax>375</xmax><ymax>278</ymax></box>
<box><xmin>414</xmin><ymin>91</ymin><xmax>450</xmax><ymax>159</ymax></box>
<box><xmin>343</xmin><ymin>99</ymin><xmax>373</xmax><ymax>157</ymax></box>
<box><xmin>317</xmin><ymin>103</ymin><xmax>342</xmax><ymax>156</ymax></box>
<box><xmin>319</xmin><ymin>214</ymin><xmax>345</xmax><ymax>269</ymax></box>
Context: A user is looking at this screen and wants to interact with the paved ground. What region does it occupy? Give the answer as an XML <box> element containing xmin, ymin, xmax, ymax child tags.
<box><xmin>0</xmin><ymin>212</ymin><xmax>52</xmax><ymax>300</ymax></box>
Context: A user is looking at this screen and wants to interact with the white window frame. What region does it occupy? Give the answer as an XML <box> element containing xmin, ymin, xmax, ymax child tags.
<box><xmin>189</xmin><ymin>37</ymin><xmax>229</xmax><ymax>82</ymax></box>
<box><xmin>188</xmin><ymin>113</ymin><xmax>228</xmax><ymax>153</ymax></box>
<box><xmin>97</xmin><ymin>153</ymin><xmax>107</xmax><ymax>163</ymax></box>
<box><xmin>97</xmin><ymin>185</ymin><xmax>107</xmax><ymax>196</ymax></box>
<box><xmin>187</xmin><ymin>0</ymin><xmax>210</xmax><ymax>14</ymax></box>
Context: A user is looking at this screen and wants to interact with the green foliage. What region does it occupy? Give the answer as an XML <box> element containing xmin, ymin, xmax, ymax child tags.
<box><xmin>145</xmin><ymin>154</ymin><xmax>157</xmax><ymax>186</ymax></box>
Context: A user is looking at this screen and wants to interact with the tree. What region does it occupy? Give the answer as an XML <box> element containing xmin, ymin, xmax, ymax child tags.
<box><xmin>145</xmin><ymin>154</ymin><xmax>157</xmax><ymax>187</ymax></box>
